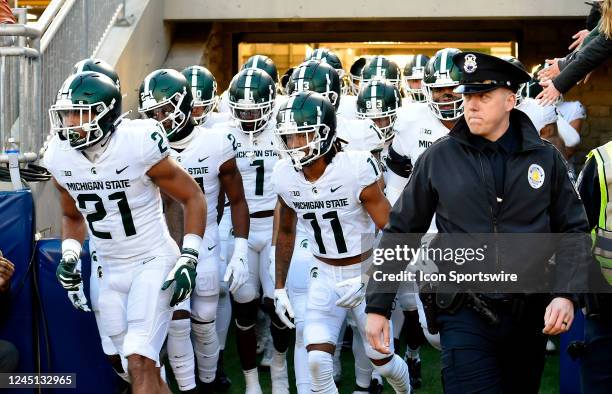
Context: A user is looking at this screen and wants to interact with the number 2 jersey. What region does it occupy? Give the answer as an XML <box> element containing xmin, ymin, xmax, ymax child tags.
<box><xmin>169</xmin><ymin>126</ymin><xmax>235</xmax><ymax>229</ymax></box>
<box><xmin>43</xmin><ymin>118</ymin><xmax>178</xmax><ymax>262</ymax></box>
<box><xmin>272</xmin><ymin>150</ymin><xmax>381</xmax><ymax>259</ymax></box>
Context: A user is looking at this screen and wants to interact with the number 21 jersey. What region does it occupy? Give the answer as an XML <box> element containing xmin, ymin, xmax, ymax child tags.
<box><xmin>43</xmin><ymin>119</ymin><xmax>178</xmax><ymax>262</ymax></box>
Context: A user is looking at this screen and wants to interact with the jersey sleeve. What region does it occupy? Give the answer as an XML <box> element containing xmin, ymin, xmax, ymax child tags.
<box><xmin>216</xmin><ymin>130</ymin><xmax>237</xmax><ymax>172</ymax></box>
<box><xmin>271</xmin><ymin>159</ymin><xmax>290</xmax><ymax>206</ymax></box>
<box><xmin>140</xmin><ymin>121</ymin><xmax>170</xmax><ymax>172</ymax></box>
<box><xmin>355</xmin><ymin>151</ymin><xmax>382</xmax><ymax>202</ymax></box>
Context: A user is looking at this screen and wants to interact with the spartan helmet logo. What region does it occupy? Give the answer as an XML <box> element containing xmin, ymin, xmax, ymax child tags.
<box><xmin>463</xmin><ymin>54</ymin><xmax>478</xmax><ymax>74</ymax></box>
<box><xmin>310</xmin><ymin>267</ymin><xmax>319</xmax><ymax>279</ymax></box>
<box><xmin>91</xmin><ymin>167</ymin><xmax>97</xmax><ymax>175</ymax></box>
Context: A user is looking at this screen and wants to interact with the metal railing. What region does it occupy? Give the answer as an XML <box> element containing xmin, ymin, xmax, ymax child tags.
<box><xmin>38</xmin><ymin>0</ymin><xmax>122</xmax><ymax>141</ymax></box>
<box><xmin>0</xmin><ymin>8</ymin><xmax>41</xmax><ymax>166</ymax></box>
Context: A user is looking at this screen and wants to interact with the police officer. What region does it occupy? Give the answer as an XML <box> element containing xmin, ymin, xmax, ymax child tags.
<box><xmin>576</xmin><ymin>143</ymin><xmax>612</xmax><ymax>393</ymax></box>
<box><xmin>364</xmin><ymin>52</ymin><xmax>591</xmax><ymax>393</ymax></box>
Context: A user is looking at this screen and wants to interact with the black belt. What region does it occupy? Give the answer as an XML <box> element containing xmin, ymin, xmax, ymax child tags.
<box><xmin>250</xmin><ymin>210</ymin><xmax>274</xmax><ymax>218</ymax></box>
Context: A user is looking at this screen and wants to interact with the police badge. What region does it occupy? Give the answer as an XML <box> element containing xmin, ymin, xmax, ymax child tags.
<box><xmin>464</xmin><ymin>54</ymin><xmax>478</xmax><ymax>74</ymax></box>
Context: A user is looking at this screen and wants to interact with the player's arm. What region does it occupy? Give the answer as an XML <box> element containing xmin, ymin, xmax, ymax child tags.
<box><xmin>275</xmin><ymin>196</ymin><xmax>297</xmax><ymax>289</ymax></box>
<box><xmin>218</xmin><ymin>157</ymin><xmax>250</xmax><ymax>293</ymax></box>
<box><xmin>360</xmin><ymin>181</ymin><xmax>392</xmax><ymax>230</ymax></box>
<box><xmin>385</xmin><ymin>144</ymin><xmax>413</xmax><ymax>206</ymax></box>
<box><xmin>148</xmin><ymin>157</ymin><xmax>206</xmax><ymax>238</ymax></box>
<box><xmin>53</xmin><ymin>178</ymin><xmax>91</xmax><ymax>312</ymax></box>
<box><xmin>54</xmin><ymin>178</ymin><xmax>87</xmax><ymax>243</ymax></box>
<box><xmin>219</xmin><ymin>158</ymin><xmax>249</xmax><ymax>239</ymax></box>
<box><xmin>161</xmin><ymin>192</ymin><xmax>184</xmax><ymax>247</ymax></box>
<box><xmin>273</xmin><ymin>196</ymin><xmax>297</xmax><ymax>329</ymax></box>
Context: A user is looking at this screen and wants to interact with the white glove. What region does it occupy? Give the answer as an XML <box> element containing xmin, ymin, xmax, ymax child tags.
<box><xmin>274</xmin><ymin>288</ymin><xmax>295</xmax><ymax>329</ymax></box>
<box><xmin>268</xmin><ymin>245</ymin><xmax>276</xmax><ymax>284</ymax></box>
<box><xmin>67</xmin><ymin>285</ymin><xmax>91</xmax><ymax>312</ymax></box>
<box><xmin>335</xmin><ymin>275</ymin><xmax>366</xmax><ymax>308</ymax></box>
<box><xmin>224</xmin><ymin>237</ymin><xmax>249</xmax><ymax>293</ymax></box>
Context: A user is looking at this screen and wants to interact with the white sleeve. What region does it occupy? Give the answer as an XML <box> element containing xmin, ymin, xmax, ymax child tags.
<box><xmin>356</xmin><ymin>151</ymin><xmax>382</xmax><ymax>202</ymax></box>
<box><xmin>385</xmin><ymin>170</ymin><xmax>410</xmax><ymax>206</ymax></box>
<box><xmin>556</xmin><ymin>117</ymin><xmax>581</xmax><ymax>148</ymax></box>
<box><xmin>217</xmin><ymin>131</ymin><xmax>237</xmax><ymax>172</ymax></box>
<box><xmin>141</xmin><ymin>122</ymin><xmax>170</xmax><ymax>172</ymax></box>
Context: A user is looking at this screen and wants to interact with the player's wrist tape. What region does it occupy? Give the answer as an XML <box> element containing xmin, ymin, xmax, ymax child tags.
<box><xmin>233</xmin><ymin>237</ymin><xmax>248</xmax><ymax>258</ymax></box>
<box><xmin>61</xmin><ymin>239</ymin><xmax>81</xmax><ymax>260</ymax></box>
<box><xmin>182</xmin><ymin>233</ymin><xmax>202</xmax><ymax>258</ymax></box>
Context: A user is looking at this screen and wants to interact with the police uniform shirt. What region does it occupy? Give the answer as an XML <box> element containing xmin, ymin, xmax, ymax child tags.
<box><xmin>468</xmin><ymin>124</ymin><xmax>520</xmax><ymax>201</ymax></box>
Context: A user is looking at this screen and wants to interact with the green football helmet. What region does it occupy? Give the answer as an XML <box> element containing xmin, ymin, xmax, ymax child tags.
<box><xmin>422</xmin><ymin>48</ymin><xmax>464</xmax><ymax>120</ymax></box>
<box><xmin>49</xmin><ymin>71</ymin><xmax>122</xmax><ymax>150</ymax></box>
<box><xmin>357</xmin><ymin>79</ymin><xmax>402</xmax><ymax>142</ymax></box>
<box><xmin>501</xmin><ymin>56</ymin><xmax>527</xmax><ymax>106</ymax></box>
<box><xmin>181</xmin><ymin>65</ymin><xmax>218</xmax><ymax>125</ymax></box>
<box><xmin>305</xmin><ymin>48</ymin><xmax>345</xmax><ymax>78</ymax></box>
<box><xmin>228</xmin><ymin>68</ymin><xmax>276</xmax><ymax>135</ymax></box>
<box><xmin>241</xmin><ymin>54</ymin><xmax>279</xmax><ymax>83</ymax></box>
<box><xmin>349</xmin><ymin>57</ymin><xmax>367</xmax><ymax>95</ymax></box>
<box><xmin>71</xmin><ymin>58</ymin><xmax>120</xmax><ymax>90</ymax></box>
<box><xmin>287</xmin><ymin>60</ymin><xmax>341</xmax><ymax>110</ymax></box>
<box><xmin>402</xmin><ymin>54</ymin><xmax>430</xmax><ymax>102</ymax></box>
<box><xmin>276</xmin><ymin>91</ymin><xmax>337</xmax><ymax>170</ymax></box>
<box><xmin>361</xmin><ymin>56</ymin><xmax>401</xmax><ymax>90</ymax></box>
<box><xmin>138</xmin><ymin>69</ymin><xmax>193</xmax><ymax>140</ymax></box>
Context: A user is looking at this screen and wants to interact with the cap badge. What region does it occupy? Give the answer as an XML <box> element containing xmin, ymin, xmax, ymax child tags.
<box><xmin>464</xmin><ymin>54</ymin><xmax>478</xmax><ymax>74</ymax></box>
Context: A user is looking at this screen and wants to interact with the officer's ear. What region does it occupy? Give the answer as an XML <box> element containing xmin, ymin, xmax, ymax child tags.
<box><xmin>504</xmin><ymin>89</ymin><xmax>516</xmax><ymax>112</ymax></box>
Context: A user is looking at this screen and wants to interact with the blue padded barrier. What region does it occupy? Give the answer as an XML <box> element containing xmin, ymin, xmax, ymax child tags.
<box><xmin>0</xmin><ymin>190</ymin><xmax>35</xmax><ymax>394</ymax></box>
<box><xmin>37</xmin><ymin>239</ymin><xmax>120</xmax><ymax>393</ymax></box>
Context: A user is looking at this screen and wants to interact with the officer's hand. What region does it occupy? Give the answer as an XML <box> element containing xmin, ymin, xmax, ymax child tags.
<box><xmin>543</xmin><ymin>297</ymin><xmax>574</xmax><ymax>335</ymax></box>
<box><xmin>365</xmin><ymin>313</ymin><xmax>392</xmax><ymax>355</ymax></box>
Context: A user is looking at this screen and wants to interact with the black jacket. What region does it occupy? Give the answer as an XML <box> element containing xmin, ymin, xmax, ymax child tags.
<box><xmin>554</xmin><ymin>30</ymin><xmax>612</xmax><ymax>94</ymax></box>
<box><xmin>365</xmin><ymin>109</ymin><xmax>591</xmax><ymax>317</ymax></box>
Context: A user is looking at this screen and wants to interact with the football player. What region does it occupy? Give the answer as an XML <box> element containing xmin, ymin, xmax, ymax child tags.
<box><xmin>218</xmin><ymin>54</ymin><xmax>281</xmax><ymax>114</ymax></box>
<box><xmin>217</xmin><ymin>67</ymin><xmax>290</xmax><ymax>394</ymax></box>
<box><xmin>402</xmin><ymin>54</ymin><xmax>430</xmax><ymax>103</ymax></box>
<box><xmin>387</xmin><ymin>47</ymin><xmax>464</xmax><ymax>206</ymax></box>
<box><xmin>138</xmin><ymin>69</ymin><xmax>250</xmax><ymax>393</ymax></box>
<box><xmin>272</xmin><ymin>91</ymin><xmax>411</xmax><ymax>394</ymax></box>
<box><xmin>348</xmin><ymin>57</ymin><xmax>368</xmax><ymax>95</ymax></box>
<box><xmin>45</xmin><ymin>71</ymin><xmax>206</xmax><ymax>394</ymax></box>
<box><xmin>181</xmin><ymin>65</ymin><xmax>230</xmax><ymax>128</ymax></box>
<box><xmin>66</xmin><ymin>59</ymin><xmax>131</xmax><ymax>384</ymax></box>
<box><xmin>356</xmin><ymin>79</ymin><xmax>403</xmax><ymax>186</ymax></box>
<box><xmin>286</xmin><ymin>59</ymin><xmax>386</xmax><ymax>392</ymax></box>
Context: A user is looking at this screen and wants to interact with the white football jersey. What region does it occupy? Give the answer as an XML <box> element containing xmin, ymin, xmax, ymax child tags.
<box><xmin>557</xmin><ymin>100</ymin><xmax>586</xmax><ymax>123</ymax></box>
<box><xmin>170</xmin><ymin>127</ymin><xmax>235</xmax><ymax>228</ymax></box>
<box><xmin>337</xmin><ymin>95</ymin><xmax>357</xmax><ymax>120</ymax></box>
<box><xmin>202</xmin><ymin>112</ymin><xmax>231</xmax><ymax>128</ymax></box>
<box><xmin>391</xmin><ymin>102</ymin><xmax>450</xmax><ymax>164</ymax></box>
<box><xmin>272</xmin><ymin>151</ymin><xmax>380</xmax><ymax>259</ymax></box>
<box><xmin>337</xmin><ymin>116</ymin><xmax>385</xmax><ymax>154</ymax></box>
<box><xmin>224</xmin><ymin>121</ymin><xmax>279</xmax><ymax>213</ymax></box>
<box><xmin>43</xmin><ymin>119</ymin><xmax>178</xmax><ymax>262</ymax></box>
<box><xmin>381</xmin><ymin>143</ymin><xmax>391</xmax><ymax>185</ymax></box>
<box><xmin>388</xmin><ymin>103</ymin><xmax>449</xmax><ymax>232</ymax></box>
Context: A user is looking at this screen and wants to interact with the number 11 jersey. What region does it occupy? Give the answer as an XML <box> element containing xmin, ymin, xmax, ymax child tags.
<box><xmin>272</xmin><ymin>150</ymin><xmax>380</xmax><ymax>259</ymax></box>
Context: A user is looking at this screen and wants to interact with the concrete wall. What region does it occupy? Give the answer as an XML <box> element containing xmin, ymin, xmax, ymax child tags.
<box><xmin>96</xmin><ymin>0</ymin><xmax>173</xmax><ymax>113</ymax></box>
<box><xmin>164</xmin><ymin>0</ymin><xmax>589</xmax><ymax>20</ymax></box>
